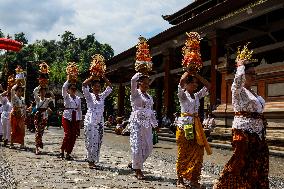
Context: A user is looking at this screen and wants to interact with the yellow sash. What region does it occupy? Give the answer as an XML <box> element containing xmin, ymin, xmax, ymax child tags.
<box><xmin>181</xmin><ymin>112</ymin><xmax>212</xmax><ymax>155</ymax></box>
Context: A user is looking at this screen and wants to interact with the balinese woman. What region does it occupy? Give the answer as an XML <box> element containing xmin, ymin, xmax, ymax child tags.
<box><xmin>60</xmin><ymin>76</ymin><xmax>82</xmax><ymax>160</ymax></box>
<box><xmin>176</xmin><ymin>71</ymin><xmax>210</xmax><ymax>188</ymax></box>
<box><xmin>0</xmin><ymin>89</ymin><xmax>12</xmax><ymax>147</ymax></box>
<box><xmin>82</xmin><ymin>75</ymin><xmax>112</xmax><ymax>169</ymax></box>
<box><xmin>214</xmin><ymin>59</ymin><xmax>269</xmax><ymax>189</ymax></box>
<box><xmin>129</xmin><ymin>72</ymin><xmax>158</xmax><ymax>179</ymax></box>
<box><xmin>33</xmin><ymin>86</ymin><xmax>54</xmax><ymax>155</ymax></box>
<box><xmin>10</xmin><ymin>83</ymin><xmax>26</xmax><ymax>148</ymax></box>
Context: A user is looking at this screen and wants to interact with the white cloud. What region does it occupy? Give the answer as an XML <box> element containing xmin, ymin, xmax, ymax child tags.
<box><xmin>0</xmin><ymin>0</ymin><xmax>192</xmax><ymax>54</ymax></box>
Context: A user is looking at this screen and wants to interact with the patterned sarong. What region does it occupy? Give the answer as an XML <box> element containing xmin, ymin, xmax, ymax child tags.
<box><xmin>214</xmin><ymin>129</ymin><xmax>269</xmax><ymax>189</ymax></box>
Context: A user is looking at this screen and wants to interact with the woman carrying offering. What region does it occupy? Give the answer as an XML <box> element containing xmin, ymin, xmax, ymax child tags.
<box><xmin>214</xmin><ymin>44</ymin><xmax>269</xmax><ymax>189</ymax></box>
<box><xmin>60</xmin><ymin>62</ymin><xmax>82</xmax><ymax>160</ymax></box>
<box><xmin>129</xmin><ymin>37</ymin><xmax>158</xmax><ymax>179</ymax></box>
<box><xmin>33</xmin><ymin>62</ymin><xmax>54</xmax><ymax>155</ymax></box>
<box><xmin>10</xmin><ymin>66</ymin><xmax>26</xmax><ymax>149</ymax></box>
<box><xmin>176</xmin><ymin>32</ymin><xmax>212</xmax><ymax>188</ymax></box>
<box><xmin>82</xmin><ymin>54</ymin><xmax>112</xmax><ymax>169</ymax></box>
<box><xmin>176</xmin><ymin>72</ymin><xmax>210</xmax><ymax>188</ymax></box>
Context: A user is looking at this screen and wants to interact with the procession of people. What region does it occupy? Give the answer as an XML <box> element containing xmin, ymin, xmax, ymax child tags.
<box><xmin>0</xmin><ymin>33</ymin><xmax>270</xmax><ymax>189</ymax></box>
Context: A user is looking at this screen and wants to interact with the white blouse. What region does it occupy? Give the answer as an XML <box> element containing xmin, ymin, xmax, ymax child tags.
<box><xmin>232</xmin><ymin>65</ymin><xmax>265</xmax><ymax>138</ymax></box>
<box><xmin>33</xmin><ymin>86</ymin><xmax>54</xmax><ymax>119</ymax></box>
<box><xmin>0</xmin><ymin>95</ymin><xmax>12</xmax><ymax>119</ymax></box>
<box><xmin>82</xmin><ymin>85</ymin><xmax>112</xmax><ymax>125</ymax></box>
<box><xmin>62</xmin><ymin>81</ymin><xmax>82</xmax><ymax>121</ymax></box>
<box><xmin>129</xmin><ymin>73</ymin><xmax>158</xmax><ymax>128</ymax></box>
<box><xmin>177</xmin><ymin>85</ymin><xmax>208</xmax><ymax>126</ymax></box>
<box><xmin>11</xmin><ymin>85</ymin><xmax>25</xmax><ymax>115</ymax></box>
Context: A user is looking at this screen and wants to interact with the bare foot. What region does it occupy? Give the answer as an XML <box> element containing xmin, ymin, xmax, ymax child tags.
<box><xmin>35</xmin><ymin>148</ymin><xmax>40</xmax><ymax>155</ymax></box>
<box><xmin>88</xmin><ymin>162</ymin><xmax>95</xmax><ymax>169</ymax></box>
<box><xmin>190</xmin><ymin>182</ymin><xmax>201</xmax><ymax>189</ymax></box>
<box><xmin>177</xmin><ymin>177</ymin><xmax>187</xmax><ymax>188</ymax></box>
<box><xmin>135</xmin><ymin>169</ymin><xmax>145</xmax><ymax>180</ymax></box>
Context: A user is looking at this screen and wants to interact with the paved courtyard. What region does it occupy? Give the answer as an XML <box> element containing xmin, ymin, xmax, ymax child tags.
<box><xmin>0</xmin><ymin>127</ymin><xmax>283</xmax><ymax>189</ymax></box>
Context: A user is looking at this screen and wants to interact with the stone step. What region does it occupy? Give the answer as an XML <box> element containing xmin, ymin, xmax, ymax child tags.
<box><xmin>104</xmin><ymin>128</ymin><xmax>284</xmax><ymax>157</ymax></box>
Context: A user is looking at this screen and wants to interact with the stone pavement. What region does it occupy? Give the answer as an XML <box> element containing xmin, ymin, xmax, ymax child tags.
<box><xmin>0</xmin><ymin>127</ymin><xmax>283</xmax><ymax>189</ymax></box>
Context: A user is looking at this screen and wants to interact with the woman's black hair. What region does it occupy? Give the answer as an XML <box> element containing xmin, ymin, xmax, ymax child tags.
<box><xmin>39</xmin><ymin>86</ymin><xmax>47</xmax><ymax>91</ymax></box>
<box><xmin>15</xmin><ymin>85</ymin><xmax>24</xmax><ymax>91</ymax></box>
<box><xmin>67</xmin><ymin>83</ymin><xmax>77</xmax><ymax>89</ymax></box>
<box><xmin>185</xmin><ymin>76</ymin><xmax>197</xmax><ymax>84</ymax></box>
<box><xmin>137</xmin><ymin>75</ymin><xmax>149</xmax><ymax>83</ymax></box>
<box><xmin>91</xmin><ymin>79</ymin><xmax>102</xmax><ymax>87</ymax></box>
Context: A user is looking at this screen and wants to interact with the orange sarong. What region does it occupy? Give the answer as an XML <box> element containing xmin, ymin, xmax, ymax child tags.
<box><xmin>176</xmin><ymin>126</ymin><xmax>204</xmax><ymax>182</ymax></box>
<box><xmin>214</xmin><ymin>129</ymin><xmax>269</xmax><ymax>189</ymax></box>
<box><xmin>10</xmin><ymin>111</ymin><xmax>25</xmax><ymax>144</ymax></box>
<box><xmin>176</xmin><ymin>113</ymin><xmax>212</xmax><ymax>182</ymax></box>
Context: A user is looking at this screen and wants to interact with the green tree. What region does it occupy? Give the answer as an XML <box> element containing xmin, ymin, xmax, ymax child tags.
<box><xmin>14</xmin><ymin>32</ymin><xmax>28</xmax><ymax>45</ymax></box>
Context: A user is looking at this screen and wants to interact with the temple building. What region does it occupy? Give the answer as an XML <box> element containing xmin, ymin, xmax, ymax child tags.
<box><xmin>106</xmin><ymin>0</ymin><xmax>284</xmax><ymax>148</ymax></box>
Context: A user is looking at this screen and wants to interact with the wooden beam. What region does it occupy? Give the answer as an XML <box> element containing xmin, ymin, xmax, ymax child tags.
<box><xmin>253</xmin><ymin>41</ymin><xmax>284</xmax><ymax>54</ymax></box>
<box><xmin>217</xmin><ymin>1</ymin><xmax>283</xmax><ymax>30</ymax></box>
<box><xmin>226</xmin><ymin>19</ymin><xmax>284</xmax><ymax>45</ymax></box>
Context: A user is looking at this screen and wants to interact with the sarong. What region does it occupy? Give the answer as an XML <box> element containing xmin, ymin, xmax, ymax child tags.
<box><xmin>34</xmin><ymin>112</ymin><xmax>47</xmax><ymax>148</ymax></box>
<box><xmin>176</xmin><ymin>126</ymin><xmax>204</xmax><ymax>182</ymax></box>
<box><xmin>10</xmin><ymin>111</ymin><xmax>25</xmax><ymax>144</ymax></box>
<box><xmin>84</xmin><ymin>123</ymin><xmax>104</xmax><ymax>162</ymax></box>
<box><xmin>61</xmin><ymin>111</ymin><xmax>79</xmax><ymax>154</ymax></box>
<box><xmin>214</xmin><ymin>129</ymin><xmax>269</xmax><ymax>189</ymax></box>
<box><xmin>130</xmin><ymin>122</ymin><xmax>153</xmax><ymax>170</ymax></box>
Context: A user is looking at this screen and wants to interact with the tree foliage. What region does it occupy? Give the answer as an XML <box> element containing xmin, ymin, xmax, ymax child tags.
<box><xmin>0</xmin><ymin>30</ymin><xmax>114</xmax><ymax>104</ymax></box>
<box><xmin>0</xmin><ymin>30</ymin><xmax>114</xmax><ymax>83</ymax></box>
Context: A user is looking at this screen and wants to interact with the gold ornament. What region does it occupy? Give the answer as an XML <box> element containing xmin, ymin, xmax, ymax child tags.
<box><xmin>38</xmin><ymin>62</ymin><xmax>49</xmax><ymax>87</ymax></box>
<box><xmin>135</xmin><ymin>36</ymin><xmax>152</xmax><ymax>74</ymax></box>
<box><xmin>39</xmin><ymin>62</ymin><xmax>50</xmax><ymax>74</ymax></box>
<box><xmin>236</xmin><ymin>42</ymin><xmax>257</xmax><ymax>63</ymax></box>
<box><xmin>66</xmin><ymin>62</ymin><xmax>79</xmax><ymax>83</ymax></box>
<box><xmin>89</xmin><ymin>54</ymin><xmax>106</xmax><ymax>77</ymax></box>
<box><xmin>181</xmin><ymin>32</ymin><xmax>203</xmax><ymax>72</ymax></box>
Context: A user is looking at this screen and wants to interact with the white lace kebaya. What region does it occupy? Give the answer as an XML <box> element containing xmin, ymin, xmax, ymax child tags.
<box><xmin>62</xmin><ymin>81</ymin><xmax>82</xmax><ymax>121</ymax></box>
<box><xmin>232</xmin><ymin>65</ymin><xmax>265</xmax><ymax>139</ymax></box>
<box><xmin>176</xmin><ymin>85</ymin><xmax>208</xmax><ymax>128</ymax></box>
<box><xmin>129</xmin><ymin>73</ymin><xmax>158</xmax><ymax>129</ymax></box>
<box><xmin>82</xmin><ymin>85</ymin><xmax>112</xmax><ymax>126</ymax></box>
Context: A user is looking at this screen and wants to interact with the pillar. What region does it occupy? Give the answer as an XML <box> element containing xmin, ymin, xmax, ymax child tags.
<box><xmin>258</xmin><ymin>80</ymin><xmax>266</xmax><ymax>100</ymax></box>
<box><xmin>220</xmin><ymin>70</ymin><xmax>228</xmax><ymax>104</ymax></box>
<box><xmin>155</xmin><ymin>80</ymin><xmax>163</xmax><ymax>120</ymax></box>
<box><xmin>163</xmin><ymin>48</ymin><xmax>175</xmax><ymax>117</ymax></box>
<box><xmin>210</xmin><ymin>36</ymin><xmax>218</xmax><ymax>107</ymax></box>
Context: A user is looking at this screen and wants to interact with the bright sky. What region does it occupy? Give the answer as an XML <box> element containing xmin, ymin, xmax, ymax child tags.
<box><xmin>0</xmin><ymin>0</ymin><xmax>192</xmax><ymax>55</ymax></box>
